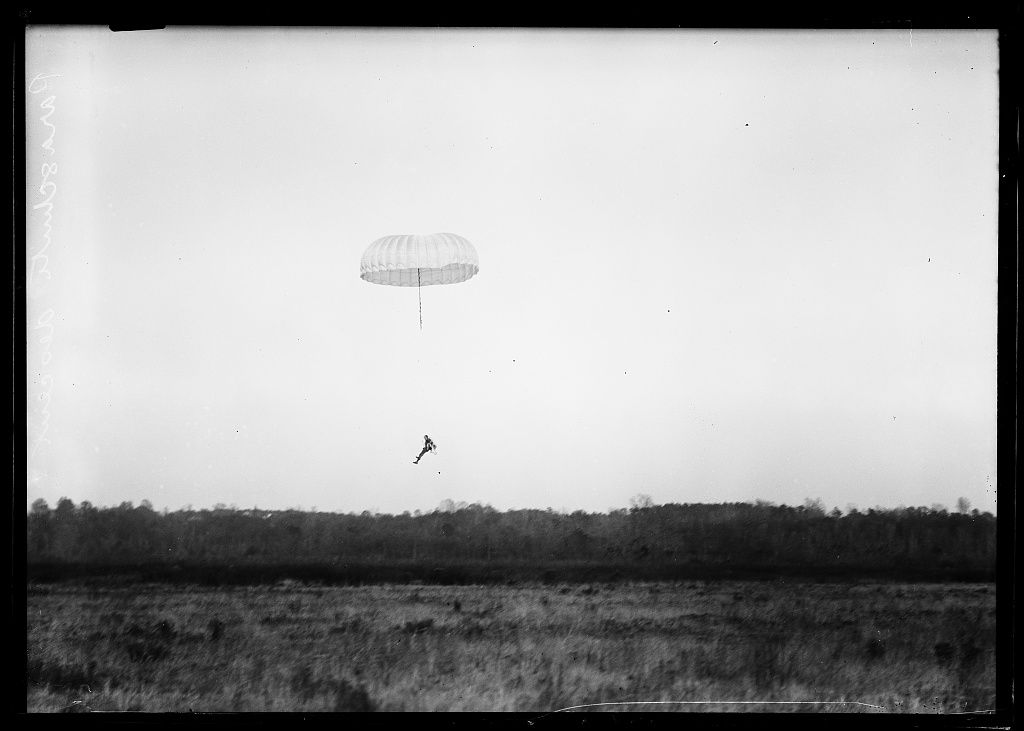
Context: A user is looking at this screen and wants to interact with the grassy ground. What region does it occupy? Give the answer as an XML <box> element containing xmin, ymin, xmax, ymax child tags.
<box><xmin>26</xmin><ymin>580</ymin><xmax>995</xmax><ymax>712</ymax></box>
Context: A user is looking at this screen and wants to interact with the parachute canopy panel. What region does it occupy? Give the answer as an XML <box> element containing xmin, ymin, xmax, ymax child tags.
<box><xmin>360</xmin><ymin>233</ymin><xmax>479</xmax><ymax>287</ymax></box>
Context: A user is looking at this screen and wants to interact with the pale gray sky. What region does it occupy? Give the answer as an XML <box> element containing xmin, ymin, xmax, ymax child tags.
<box><xmin>25</xmin><ymin>27</ymin><xmax>999</xmax><ymax>514</ymax></box>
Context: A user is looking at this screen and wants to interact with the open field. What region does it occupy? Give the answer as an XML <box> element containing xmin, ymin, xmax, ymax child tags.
<box><xmin>27</xmin><ymin>580</ymin><xmax>995</xmax><ymax>713</ymax></box>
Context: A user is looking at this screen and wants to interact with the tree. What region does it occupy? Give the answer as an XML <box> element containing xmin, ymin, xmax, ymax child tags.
<box><xmin>629</xmin><ymin>494</ymin><xmax>654</xmax><ymax>511</ymax></box>
<box><xmin>28</xmin><ymin>499</ymin><xmax>53</xmax><ymax>557</ymax></box>
<box><xmin>956</xmin><ymin>497</ymin><xmax>971</xmax><ymax>514</ymax></box>
<box><xmin>802</xmin><ymin>497</ymin><xmax>826</xmax><ymax>516</ymax></box>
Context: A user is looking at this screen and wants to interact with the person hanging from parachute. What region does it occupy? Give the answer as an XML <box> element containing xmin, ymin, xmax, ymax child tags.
<box><xmin>414</xmin><ymin>435</ymin><xmax>437</xmax><ymax>464</ymax></box>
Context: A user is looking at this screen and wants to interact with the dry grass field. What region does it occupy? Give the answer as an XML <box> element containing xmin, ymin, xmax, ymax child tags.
<box><xmin>26</xmin><ymin>580</ymin><xmax>995</xmax><ymax>713</ymax></box>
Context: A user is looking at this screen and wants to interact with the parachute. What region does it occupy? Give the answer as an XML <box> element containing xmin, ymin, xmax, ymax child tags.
<box><xmin>360</xmin><ymin>233</ymin><xmax>479</xmax><ymax>329</ymax></box>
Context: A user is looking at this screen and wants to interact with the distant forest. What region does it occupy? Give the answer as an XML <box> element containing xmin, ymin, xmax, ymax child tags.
<box><xmin>26</xmin><ymin>497</ymin><xmax>995</xmax><ymax>583</ymax></box>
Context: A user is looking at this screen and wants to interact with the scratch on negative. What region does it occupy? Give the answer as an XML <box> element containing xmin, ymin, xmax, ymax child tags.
<box><xmin>548</xmin><ymin>700</ymin><xmax>889</xmax><ymax>713</ymax></box>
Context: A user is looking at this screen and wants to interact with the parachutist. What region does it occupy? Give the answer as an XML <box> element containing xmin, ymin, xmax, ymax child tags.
<box><xmin>414</xmin><ymin>435</ymin><xmax>437</xmax><ymax>464</ymax></box>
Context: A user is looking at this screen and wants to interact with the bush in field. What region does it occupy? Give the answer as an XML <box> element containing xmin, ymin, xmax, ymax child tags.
<box><xmin>289</xmin><ymin>665</ymin><xmax>376</xmax><ymax>711</ymax></box>
<box><xmin>333</xmin><ymin>679</ymin><xmax>376</xmax><ymax>712</ymax></box>
<box><xmin>402</xmin><ymin>618</ymin><xmax>435</xmax><ymax>634</ymax></box>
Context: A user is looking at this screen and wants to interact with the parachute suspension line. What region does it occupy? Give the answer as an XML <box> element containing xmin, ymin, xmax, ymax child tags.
<box><xmin>417</xmin><ymin>267</ymin><xmax>422</xmax><ymax>331</ymax></box>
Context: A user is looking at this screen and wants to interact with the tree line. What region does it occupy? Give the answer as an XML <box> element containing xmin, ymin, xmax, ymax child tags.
<box><xmin>26</xmin><ymin>498</ymin><xmax>995</xmax><ymax>576</ymax></box>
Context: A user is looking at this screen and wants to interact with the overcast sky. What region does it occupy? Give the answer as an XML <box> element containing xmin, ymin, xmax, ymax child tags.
<box><xmin>25</xmin><ymin>27</ymin><xmax>999</xmax><ymax>515</ymax></box>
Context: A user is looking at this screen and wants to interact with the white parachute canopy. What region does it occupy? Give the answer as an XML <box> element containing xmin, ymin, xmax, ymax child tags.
<box><xmin>360</xmin><ymin>233</ymin><xmax>479</xmax><ymax>287</ymax></box>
